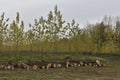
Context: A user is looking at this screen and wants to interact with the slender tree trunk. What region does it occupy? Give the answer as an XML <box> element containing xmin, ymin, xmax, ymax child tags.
<box><xmin>69</xmin><ymin>39</ymin><xmax>72</xmax><ymax>54</ymax></box>
<box><xmin>0</xmin><ymin>43</ymin><xmax>2</xmax><ymax>53</ymax></box>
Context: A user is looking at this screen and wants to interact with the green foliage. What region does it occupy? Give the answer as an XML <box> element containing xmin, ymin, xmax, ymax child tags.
<box><xmin>1</xmin><ymin>6</ymin><xmax>120</xmax><ymax>55</ymax></box>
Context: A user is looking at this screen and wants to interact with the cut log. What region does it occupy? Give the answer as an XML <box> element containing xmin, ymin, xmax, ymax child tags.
<box><xmin>47</xmin><ymin>63</ymin><xmax>52</xmax><ymax>68</ymax></box>
<box><xmin>21</xmin><ymin>63</ymin><xmax>30</xmax><ymax>70</ymax></box>
<box><xmin>0</xmin><ymin>65</ymin><xmax>4</xmax><ymax>69</ymax></box>
<box><xmin>17</xmin><ymin>63</ymin><xmax>22</xmax><ymax>68</ymax></box>
<box><xmin>88</xmin><ymin>63</ymin><xmax>92</xmax><ymax>66</ymax></box>
<box><xmin>32</xmin><ymin>65</ymin><xmax>38</xmax><ymax>70</ymax></box>
<box><xmin>3</xmin><ymin>65</ymin><xmax>14</xmax><ymax>70</ymax></box>
<box><xmin>77</xmin><ymin>64</ymin><xmax>81</xmax><ymax>67</ymax></box>
<box><xmin>56</xmin><ymin>64</ymin><xmax>62</xmax><ymax>68</ymax></box>
<box><xmin>41</xmin><ymin>66</ymin><xmax>45</xmax><ymax>69</ymax></box>
<box><xmin>70</xmin><ymin>64</ymin><xmax>74</xmax><ymax>67</ymax></box>
<box><xmin>4</xmin><ymin>66</ymin><xmax>8</xmax><ymax>70</ymax></box>
<box><xmin>80</xmin><ymin>61</ymin><xmax>83</xmax><ymax>66</ymax></box>
<box><xmin>84</xmin><ymin>64</ymin><xmax>88</xmax><ymax>66</ymax></box>
<box><xmin>52</xmin><ymin>64</ymin><xmax>57</xmax><ymax>68</ymax></box>
<box><xmin>7</xmin><ymin>65</ymin><xmax>11</xmax><ymax>70</ymax></box>
<box><xmin>11</xmin><ymin>66</ymin><xmax>14</xmax><ymax>70</ymax></box>
<box><xmin>46</xmin><ymin>65</ymin><xmax>49</xmax><ymax>69</ymax></box>
<box><xmin>65</xmin><ymin>61</ymin><xmax>70</xmax><ymax>68</ymax></box>
<box><xmin>66</xmin><ymin>64</ymin><xmax>69</xmax><ymax>68</ymax></box>
<box><xmin>73</xmin><ymin>63</ymin><xmax>77</xmax><ymax>67</ymax></box>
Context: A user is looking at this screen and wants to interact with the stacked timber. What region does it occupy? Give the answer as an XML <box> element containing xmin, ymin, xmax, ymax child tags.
<box><xmin>0</xmin><ymin>59</ymin><xmax>105</xmax><ymax>70</ymax></box>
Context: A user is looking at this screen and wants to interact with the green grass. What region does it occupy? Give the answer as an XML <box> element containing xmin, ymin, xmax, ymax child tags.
<box><xmin>0</xmin><ymin>66</ymin><xmax>120</xmax><ymax>80</ymax></box>
<box><xmin>0</xmin><ymin>53</ymin><xmax>120</xmax><ymax>80</ymax></box>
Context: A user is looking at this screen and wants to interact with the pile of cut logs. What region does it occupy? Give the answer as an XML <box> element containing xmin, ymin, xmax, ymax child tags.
<box><xmin>0</xmin><ymin>59</ymin><xmax>105</xmax><ymax>70</ymax></box>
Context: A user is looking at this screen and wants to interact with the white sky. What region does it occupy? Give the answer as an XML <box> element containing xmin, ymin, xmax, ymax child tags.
<box><xmin>0</xmin><ymin>0</ymin><xmax>120</xmax><ymax>30</ymax></box>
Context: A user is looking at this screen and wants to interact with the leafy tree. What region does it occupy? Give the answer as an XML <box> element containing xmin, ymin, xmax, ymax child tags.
<box><xmin>0</xmin><ymin>13</ymin><xmax>9</xmax><ymax>52</ymax></box>
<box><xmin>25</xmin><ymin>25</ymin><xmax>35</xmax><ymax>52</ymax></box>
<box><xmin>46</xmin><ymin>5</ymin><xmax>65</xmax><ymax>53</ymax></box>
<box><xmin>89</xmin><ymin>21</ymin><xmax>107</xmax><ymax>53</ymax></box>
<box><xmin>66</xmin><ymin>19</ymin><xmax>79</xmax><ymax>53</ymax></box>
<box><xmin>114</xmin><ymin>19</ymin><xmax>120</xmax><ymax>48</ymax></box>
<box><xmin>30</xmin><ymin>17</ymin><xmax>46</xmax><ymax>52</ymax></box>
<box><xmin>8</xmin><ymin>12</ymin><xmax>24</xmax><ymax>60</ymax></box>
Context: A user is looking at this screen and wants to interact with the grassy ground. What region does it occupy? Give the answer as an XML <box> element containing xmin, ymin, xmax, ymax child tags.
<box><xmin>0</xmin><ymin>53</ymin><xmax>120</xmax><ymax>80</ymax></box>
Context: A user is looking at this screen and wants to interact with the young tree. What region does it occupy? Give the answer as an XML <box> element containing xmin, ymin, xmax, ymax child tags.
<box><xmin>46</xmin><ymin>5</ymin><xmax>65</xmax><ymax>53</ymax></box>
<box><xmin>66</xmin><ymin>19</ymin><xmax>79</xmax><ymax>53</ymax></box>
<box><xmin>114</xmin><ymin>20</ymin><xmax>120</xmax><ymax>47</ymax></box>
<box><xmin>89</xmin><ymin>21</ymin><xmax>106</xmax><ymax>53</ymax></box>
<box><xmin>25</xmin><ymin>25</ymin><xmax>35</xmax><ymax>52</ymax></box>
<box><xmin>0</xmin><ymin>13</ymin><xmax>9</xmax><ymax>52</ymax></box>
<box><xmin>31</xmin><ymin>16</ymin><xmax>46</xmax><ymax>53</ymax></box>
<box><xmin>8</xmin><ymin>12</ymin><xmax>24</xmax><ymax>60</ymax></box>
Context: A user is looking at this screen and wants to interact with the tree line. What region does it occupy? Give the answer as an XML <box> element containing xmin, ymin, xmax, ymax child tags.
<box><xmin>0</xmin><ymin>5</ymin><xmax>120</xmax><ymax>55</ymax></box>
